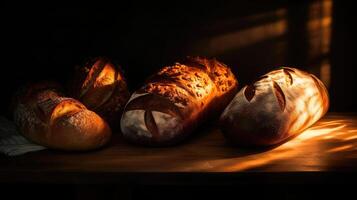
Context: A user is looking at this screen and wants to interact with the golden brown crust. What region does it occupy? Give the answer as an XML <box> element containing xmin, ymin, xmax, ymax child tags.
<box><xmin>182</xmin><ymin>57</ymin><xmax>237</xmax><ymax>94</ymax></box>
<box><xmin>121</xmin><ymin>57</ymin><xmax>238</xmax><ymax>146</ymax></box>
<box><xmin>13</xmin><ymin>82</ymin><xmax>112</xmax><ymax>151</ymax></box>
<box><xmin>50</xmin><ymin>109</ymin><xmax>111</xmax><ymax>150</ymax></box>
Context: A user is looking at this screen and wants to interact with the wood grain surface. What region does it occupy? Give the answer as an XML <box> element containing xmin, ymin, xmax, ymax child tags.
<box><xmin>0</xmin><ymin>113</ymin><xmax>356</xmax><ymax>184</ymax></box>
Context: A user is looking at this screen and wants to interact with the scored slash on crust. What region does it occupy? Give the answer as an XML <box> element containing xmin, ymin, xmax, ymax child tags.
<box><xmin>144</xmin><ymin>109</ymin><xmax>159</xmax><ymax>137</ymax></box>
<box><xmin>79</xmin><ymin>58</ymin><xmax>108</xmax><ymax>99</ymax></box>
<box><xmin>273</xmin><ymin>81</ymin><xmax>286</xmax><ymax>111</ymax></box>
<box><xmin>269</xmin><ymin>68</ymin><xmax>294</xmax><ymax>111</ymax></box>
<box><xmin>283</xmin><ymin>68</ymin><xmax>294</xmax><ymax>86</ymax></box>
<box><xmin>125</xmin><ymin>94</ymin><xmax>183</xmax><ymax>137</ymax></box>
<box><xmin>244</xmin><ymin>84</ymin><xmax>256</xmax><ymax>102</ymax></box>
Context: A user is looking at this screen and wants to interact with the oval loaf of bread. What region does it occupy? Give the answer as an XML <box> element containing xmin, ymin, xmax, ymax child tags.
<box><xmin>120</xmin><ymin>57</ymin><xmax>238</xmax><ymax>146</ymax></box>
<box><xmin>220</xmin><ymin>67</ymin><xmax>329</xmax><ymax>146</ymax></box>
<box><xmin>13</xmin><ymin>82</ymin><xmax>111</xmax><ymax>151</ymax></box>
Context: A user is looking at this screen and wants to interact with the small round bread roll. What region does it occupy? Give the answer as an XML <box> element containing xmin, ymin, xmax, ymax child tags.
<box><xmin>220</xmin><ymin>67</ymin><xmax>329</xmax><ymax>146</ymax></box>
<box><xmin>69</xmin><ymin>57</ymin><xmax>130</xmax><ymax>127</ymax></box>
<box><xmin>13</xmin><ymin>82</ymin><xmax>111</xmax><ymax>151</ymax></box>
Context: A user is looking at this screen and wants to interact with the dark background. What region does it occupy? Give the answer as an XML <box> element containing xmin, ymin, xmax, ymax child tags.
<box><xmin>1</xmin><ymin>0</ymin><xmax>356</xmax><ymax>199</ymax></box>
<box><xmin>1</xmin><ymin>0</ymin><xmax>356</xmax><ymax>118</ymax></box>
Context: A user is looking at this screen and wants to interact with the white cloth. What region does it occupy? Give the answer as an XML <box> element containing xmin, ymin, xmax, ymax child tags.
<box><xmin>0</xmin><ymin>116</ymin><xmax>46</xmax><ymax>156</ymax></box>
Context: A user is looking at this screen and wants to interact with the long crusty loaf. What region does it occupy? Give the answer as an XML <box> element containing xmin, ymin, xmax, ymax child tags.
<box><xmin>120</xmin><ymin>57</ymin><xmax>238</xmax><ymax>146</ymax></box>
<box><xmin>220</xmin><ymin>67</ymin><xmax>329</xmax><ymax>146</ymax></box>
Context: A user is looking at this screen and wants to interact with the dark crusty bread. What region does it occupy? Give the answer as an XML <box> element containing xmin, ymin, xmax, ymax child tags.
<box><xmin>120</xmin><ymin>57</ymin><xmax>238</xmax><ymax>146</ymax></box>
<box><xmin>69</xmin><ymin>57</ymin><xmax>130</xmax><ymax>128</ymax></box>
<box><xmin>220</xmin><ymin>67</ymin><xmax>329</xmax><ymax>146</ymax></box>
<box><xmin>13</xmin><ymin>82</ymin><xmax>111</xmax><ymax>151</ymax></box>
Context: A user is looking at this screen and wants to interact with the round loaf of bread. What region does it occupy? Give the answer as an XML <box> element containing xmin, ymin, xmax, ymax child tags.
<box><xmin>13</xmin><ymin>82</ymin><xmax>111</xmax><ymax>151</ymax></box>
<box><xmin>69</xmin><ymin>57</ymin><xmax>130</xmax><ymax>127</ymax></box>
<box><xmin>120</xmin><ymin>57</ymin><xmax>238</xmax><ymax>146</ymax></box>
<box><xmin>220</xmin><ymin>67</ymin><xmax>329</xmax><ymax>146</ymax></box>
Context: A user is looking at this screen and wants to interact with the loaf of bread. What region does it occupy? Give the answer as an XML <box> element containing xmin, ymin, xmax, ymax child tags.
<box><xmin>69</xmin><ymin>57</ymin><xmax>130</xmax><ymax>127</ymax></box>
<box><xmin>13</xmin><ymin>82</ymin><xmax>111</xmax><ymax>151</ymax></box>
<box><xmin>120</xmin><ymin>57</ymin><xmax>238</xmax><ymax>146</ymax></box>
<box><xmin>220</xmin><ymin>67</ymin><xmax>329</xmax><ymax>146</ymax></box>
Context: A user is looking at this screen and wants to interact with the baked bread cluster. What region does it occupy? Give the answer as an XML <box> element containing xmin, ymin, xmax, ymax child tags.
<box><xmin>12</xmin><ymin>56</ymin><xmax>329</xmax><ymax>151</ymax></box>
<box><xmin>13</xmin><ymin>57</ymin><xmax>129</xmax><ymax>151</ymax></box>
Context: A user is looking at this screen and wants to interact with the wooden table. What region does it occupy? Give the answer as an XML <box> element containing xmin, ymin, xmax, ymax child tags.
<box><xmin>1</xmin><ymin>113</ymin><xmax>357</xmax><ymax>185</ymax></box>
